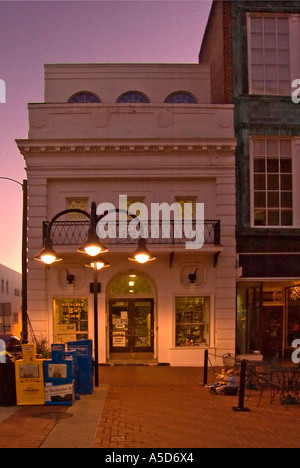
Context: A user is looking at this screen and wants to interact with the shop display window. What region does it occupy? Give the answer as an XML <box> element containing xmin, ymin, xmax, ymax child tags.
<box><xmin>175</xmin><ymin>296</ymin><xmax>210</xmax><ymax>347</ymax></box>
<box><xmin>53</xmin><ymin>297</ymin><xmax>88</xmax><ymax>343</ymax></box>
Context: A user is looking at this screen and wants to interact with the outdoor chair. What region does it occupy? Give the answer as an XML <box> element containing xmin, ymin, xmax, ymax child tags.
<box><xmin>245</xmin><ymin>362</ymin><xmax>280</xmax><ymax>406</ymax></box>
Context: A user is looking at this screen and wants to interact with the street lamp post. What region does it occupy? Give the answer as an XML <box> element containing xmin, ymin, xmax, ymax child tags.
<box><xmin>34</xmin><ymin>201</ymin><xmax>155</xmax><ymax>387</ymax></box>
<box><xmin>85</xmin><ymin>254</ymin><xmax>110</xmax><ymax>388</ymax></box>
<box><xmin>0</xmin><ymin>177</ymin><xmax>28</xmax><ymax>343</ymax></box>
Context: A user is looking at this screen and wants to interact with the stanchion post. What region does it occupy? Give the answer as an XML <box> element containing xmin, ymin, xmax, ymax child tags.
<box><xmin>232</xmin><ymin>359</ymin><xmax>251</xmax><ymax>412</ymax></box>
<box><xmin>202</xmin><ymin>349</ymin><xmax>208</xmax><ymax>386</ymax></box>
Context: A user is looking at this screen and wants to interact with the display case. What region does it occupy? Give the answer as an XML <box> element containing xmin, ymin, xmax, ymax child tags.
<box><xmin>175</xmin><ymin>297</ymin><xmax>210</xmax><ymax>347</ymax></box>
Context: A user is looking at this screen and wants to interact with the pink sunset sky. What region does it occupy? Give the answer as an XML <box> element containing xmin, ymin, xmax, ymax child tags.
<box><xmin>0</xmin><ymin>0</ymin><xmax>212</xmax><ymax>273</ymax></box>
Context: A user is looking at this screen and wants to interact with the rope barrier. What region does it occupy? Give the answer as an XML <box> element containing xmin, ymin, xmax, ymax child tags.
<box><xmin>202</xmin><ymin>350</ymin><xmax>252</xmax><ymax>412</ymax></box>
<box><xmin>202</xmin><ymin>351</ymin><xmax>241</xmax><ymax>386</ymax></box>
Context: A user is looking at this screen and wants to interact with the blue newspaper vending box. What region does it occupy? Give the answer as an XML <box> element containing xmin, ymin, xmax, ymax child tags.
<box><xmin>67</xmin><ymin>340</ymin><xmax>93</xmax><ymax>394</ymax></box>
<box><xmin>65</xmin><ymin>350</ymin><xmax>80</xmax><ymax>400</ymax></box>
<box><xmin>51</xmin><ymin>343</ymin><xmax>65</xmax><ymax>363</ymax></box>
<box><xmin>43</xmin><ymin>344</ymin><xmax>75</xmax><ymax>405</ymax></box>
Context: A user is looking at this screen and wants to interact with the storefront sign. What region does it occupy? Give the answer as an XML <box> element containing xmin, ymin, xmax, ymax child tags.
<box><xmin>113</xmin><ymin>333</ymin><xmax>126</xmax><ymax>347</ymax></box>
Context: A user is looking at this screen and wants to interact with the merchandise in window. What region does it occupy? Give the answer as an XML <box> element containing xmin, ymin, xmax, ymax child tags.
<box><xmin>53</xmin><ymin>297</ymin><xmax>88</xmax><ymax>343</ymax></box>
<box><xmin>175</xmin><ymin>297</ymin><xmax>210</xmax><ymax>347</ymax></box>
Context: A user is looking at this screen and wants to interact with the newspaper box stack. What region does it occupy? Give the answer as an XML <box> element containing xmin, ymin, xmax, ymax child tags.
<box><xmin>44</xmin><ymin>343</ymin><xmax>75</xmax><ymax>405</ymax></box>
<box><xmin>15</xmin><ymin>343</ymin><xmax>45</xmax><ymax>406</ymax></box>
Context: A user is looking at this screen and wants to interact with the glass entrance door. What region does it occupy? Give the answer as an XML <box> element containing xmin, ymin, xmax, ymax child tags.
<box><xmin>262</xmin><ymin>305</ymin><xmax>284</xmax><ymax>358</ymax></box>
<box><xmin>109</xmin><ymin>299</ymin><xmax>154</xmax><ymax>354</ymax></box>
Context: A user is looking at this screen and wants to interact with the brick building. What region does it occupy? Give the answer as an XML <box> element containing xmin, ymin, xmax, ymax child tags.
<box><xmin>200</xmin><ymin>0</ymin><xmax>300</xmax><ymax>359</ymax></box>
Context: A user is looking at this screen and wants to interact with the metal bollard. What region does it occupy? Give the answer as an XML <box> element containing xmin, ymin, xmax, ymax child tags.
<box><xmin>232</xmin><ymin>359</ymin><xmax>251</xmax><ymax>412</ymax></box>
<box><xmin>202</xmin><ymin>349</ymin><xmax>208</xmax><ymax>386</ymax></box>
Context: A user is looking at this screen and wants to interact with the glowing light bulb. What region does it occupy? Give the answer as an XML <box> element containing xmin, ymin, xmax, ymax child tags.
<box><xmin>41</xmin><ymin>254</ymin><xmax>57</xmax><ymax>265</ymax></box>
<box><xmin>134</xmin><ymin>254</ymin><xmax>150</xmax><ymax>264</ymax></box>
<box><xmin>84</xmin><ymin>245</ymin><xmax>102</xmax><ymax>257</ymax></box>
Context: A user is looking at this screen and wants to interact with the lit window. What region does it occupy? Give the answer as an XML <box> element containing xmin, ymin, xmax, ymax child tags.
<box><xmin>109</xmin><ymin>273</ymin><xmax>152</xmax><ymax>295</ymax></box>
<box><xmin>176</xmin><ymin>198</ymin><xmax>197</xmax><ymax>220</ymax></box>
<box><xmin>53</xmin><ymin>298</ymin><xmax>88</xmax><ymax>343</ymax></box>
<box><xmin>116</xmin><ymin>92</ymin><xmax>149</xmax><ymax>103</ymax></box>
<box><xmin>175</xmin><ymin>297</ymin><xmax>210</xmax><ymax>347</ymax></box>
<box><xmin>68</xmin><ymin>92</ymin><xmax>101</xmax><ymax>103</ymax></box>
<box><xmin>248</xmin><ymin>15</ymin><xmax>291</xmax><ymax>95</ymax></box>
<box><xmin>252</xmin><ymin>138</ymin><xmax>293</xmax><ymax>227</ymax></box>
<box><xmin>165</xmin><ymin>92</ymin><xmax>198</xmax><ymax>104</ymax></box>
<box><xmin>67</xmin><ymin>198</ymin><xmax>88</xmax><ymax>220</ymax></box>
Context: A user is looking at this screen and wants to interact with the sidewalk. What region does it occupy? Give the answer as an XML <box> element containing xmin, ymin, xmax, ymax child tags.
<box><xmin>0</xmin><ymin>385</ymin><xmax>109</xmax><ymax>448</ymax></box>
<box><xmin>0</xmin><ymin>366</ymin><xmax>299</xmax><ymax>448</ymax></box>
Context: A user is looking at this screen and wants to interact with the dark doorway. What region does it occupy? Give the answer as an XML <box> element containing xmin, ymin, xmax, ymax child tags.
<box><xmin>262</xmin><ymin>306</ymin><xmax>283</xmax><ymax>358</ymax></box>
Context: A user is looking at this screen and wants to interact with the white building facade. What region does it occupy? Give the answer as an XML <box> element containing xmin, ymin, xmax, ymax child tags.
<box><xmin>17</xmin><ymin>63</ymin><xmax>237</xmax><ymax>366</ymax></box>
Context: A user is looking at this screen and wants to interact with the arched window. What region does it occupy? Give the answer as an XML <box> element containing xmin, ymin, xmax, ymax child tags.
<box><xmin>68</xmin><ymin>92</ymin><xmax>101</xmax><ymax>103</ymax></box>
<box><xmin>164</xmin><ymin>92</ymin><xmax>198</xmax><ymax>104</ymax></box>
<box><xmin>108</xmin><ymin>272</ymin><xmax>153</xmax><ymax>296</ymax></box>
<box><xmin>116</xmin><ymin>92</ymin><xmax>150</xmax><ymax>103</ymax></box>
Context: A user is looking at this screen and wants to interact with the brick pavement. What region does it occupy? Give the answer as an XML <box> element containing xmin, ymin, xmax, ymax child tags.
<box><xmin>94</xmin><ymin>366</ymin><xmax>300</xmax><ymax>449</ymax></box>
<box><xmin>0</xmin><ymin>405</ymin><xmax>68</xmax><ymax>448</ymax></box>
<box><xmin>0</xmin><ymin>366</ymin><xmax>299</xmax><ymax>448</ymax></box>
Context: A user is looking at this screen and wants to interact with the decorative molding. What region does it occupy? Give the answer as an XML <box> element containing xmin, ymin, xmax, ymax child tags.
<box><xmin>180</xmin><ymin>263</ymin><xmax>207</xmax><ymax>289</ymax></box>
<box><xmin>57</xmin><ymin>264</ymin><xmax>86</xmax><ymax>290</ymax></box>
<box><xmin>17</xmin><ymin>143</ymin><xmax>236</xmax><ymax>156</ymax></box>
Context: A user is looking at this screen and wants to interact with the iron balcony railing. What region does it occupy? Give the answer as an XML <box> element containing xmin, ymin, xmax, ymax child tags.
<box><xmin>43</xmin><ymin>219</ymin><xmax>221</xmax><ymax>247</ymax></box>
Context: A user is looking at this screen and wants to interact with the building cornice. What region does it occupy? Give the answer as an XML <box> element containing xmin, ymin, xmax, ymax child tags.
<box><xmin>16</xmin><ymin>140</ymin><xmax>237</xmax><ymax>156</ymax></box>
